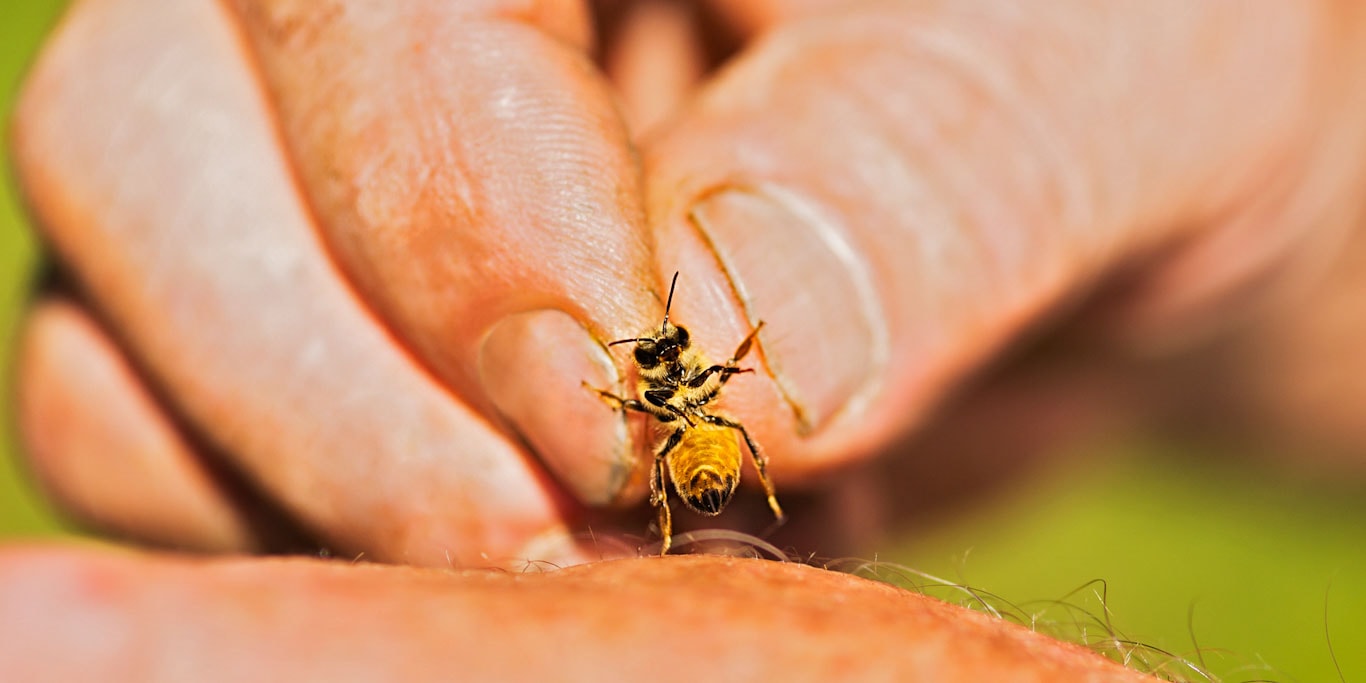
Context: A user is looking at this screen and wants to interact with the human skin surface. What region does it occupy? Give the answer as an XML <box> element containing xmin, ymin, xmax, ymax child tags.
<box><xmin>11</xmin><ymin>0</ymin><xmax>1366</xmax><ymax>679</ymax></box>
<box><xmin>0</xmin><ymin>549</ymin><xmax>1154</xmax><ymax>682</ymax></box>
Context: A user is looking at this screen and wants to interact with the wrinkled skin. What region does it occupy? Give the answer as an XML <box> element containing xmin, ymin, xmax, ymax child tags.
<box><xmin>11</xmin><ymin>0</ymin><xmax>1366</xmax><ymax>679</ymax></box>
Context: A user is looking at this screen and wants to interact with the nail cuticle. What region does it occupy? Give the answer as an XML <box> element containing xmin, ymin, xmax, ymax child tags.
<box><xmin>477</xmin><ymin>309</ymin><xmax>635</xmax><ymax>505</ymax></box>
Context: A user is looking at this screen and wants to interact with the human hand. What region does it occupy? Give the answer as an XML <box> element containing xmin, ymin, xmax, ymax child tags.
<box><xmin>0</xmin><ymin>547</ymin><xmax>1156</xmax><ymax>681</ymax></box>
<box><xmin>14</xmin><ymin>0</ymin><xmax>1366</xmax><ymax>566</ymax></box>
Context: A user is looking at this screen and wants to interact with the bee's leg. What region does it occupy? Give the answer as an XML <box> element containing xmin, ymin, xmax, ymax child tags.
<box><xmin>687</xmin><ymin>365</ymin><xmax>753</xmax><ymax>391</ymax></box>
<box><xmin>583</xmin><ymin>383</ymin><xmax>636</xmax><ymax>410</ymax></box>
<box><xmin>703</xmin><ymin>415</ymin><xmax>784</xmax><ymax>523</ymax></box>
<box><xmin>644</xmin><ymin>388</ymin><xmax>693</xmax><ymax>425</ymax></box>
<box><xmin>686</xmin><ymin>371</ymin><xmax>740</xmax><ymax>410</ymax></box>
<box><xmin>651</xmin><ymin>456</ymin><xmax>673</xmax><ymax>555</ymax></box>
<box><xmin>687</xmin><ymin>321</ymin><xmax>767</xmax><ymax>390</ymax></box>
<box><xmin>652</xmin><ymin>428</ymin><xmax>685</xmax><ymax>555</ymax></box>
<box><xmin>583</xmin><ymin>383</ymin><xmax>674</xmax><ymax>421</ymax></box>
<box><xmin>729</xmin><ymin>320</ymin><xmax>765</xmax><ymax>362</ymax></box>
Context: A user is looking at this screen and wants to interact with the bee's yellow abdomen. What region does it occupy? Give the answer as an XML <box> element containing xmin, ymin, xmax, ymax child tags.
<box><xmin>668</xmin><ymin>423</ymin><xmax>742</xmax><ymax>516</ymax></box>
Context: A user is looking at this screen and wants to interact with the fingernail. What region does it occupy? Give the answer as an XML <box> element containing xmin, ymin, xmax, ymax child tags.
<box><xmin>690</xmin><ymin>186</ymin><xmax>887</xmax><ymax>433</ymax></box>
<box><xmin>478</xmin><ymin>310</ymin><xmax>633</xmax><ymax>505</ymax></box>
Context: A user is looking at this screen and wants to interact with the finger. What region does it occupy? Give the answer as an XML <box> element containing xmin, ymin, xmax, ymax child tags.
<box><xmin>603</xmin><ymin>0</ymin><xmax>706</xmax><ymax>134</ymax></box>
<box><xmin>0</xmin><ymin>546</ymin><xmax>1154</xmax><ymax>681</ymax></box>
<box><xmin>698</xmin><ymin>0</ymin><xmax>845</xmax><ymax>39</ymax></box>
<box><xmin>229</xmin><ymin>0</ymin><xmax>658</xmax><ymax>504</ymax></box>
<box><xmin>1190</xmin><ymin>197</ymin><xmax>1366</xmax><ymax>461</ymax></box>
<box><xmin>12</xmin><ymin>0</ymin><xmax>591</xmax><ymax>565</ymax></box>
<box><xmin>642</xmin><ymin>2</ymin><xmax>1359</xmax><ymax>481</ymax></box>
<box><xmin>15</xmin><ymin>298</ymin><xmax>263</xmax><ymax>552</ymax></box>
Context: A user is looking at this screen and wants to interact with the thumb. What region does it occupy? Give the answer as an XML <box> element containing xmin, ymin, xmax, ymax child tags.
<box><xmin>643</xmin><ymin>2</ymin><xmax>1361</xmax><ymax>480</ymax></box>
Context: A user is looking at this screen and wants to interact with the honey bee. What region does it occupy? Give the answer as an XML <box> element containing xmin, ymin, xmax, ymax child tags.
<box><xmin>587</xmin><ymin>272</ymin><xmax>784</xmax><ymax>554</ymax></box>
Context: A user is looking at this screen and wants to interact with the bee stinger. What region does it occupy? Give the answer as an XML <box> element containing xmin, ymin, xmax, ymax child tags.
<box><xmin>586</xmin><ymin>272</ymin><xmax>784</xmax><ymax>555</ymax></box>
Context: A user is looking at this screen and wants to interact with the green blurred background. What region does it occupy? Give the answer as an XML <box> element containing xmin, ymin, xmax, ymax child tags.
<box><xmin>1</xmin><ymin>1</ymin><xmax>66</xmax><ymax>536</ymax></box>
<box><xmin>1</xmin><ymin>3</ymin><xmax>1363</xmax><ymax>680</ymax></box>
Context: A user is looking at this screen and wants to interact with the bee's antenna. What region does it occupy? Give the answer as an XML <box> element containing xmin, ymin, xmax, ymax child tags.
<box><xmin>662</xmin><ymin>271</ymin><xmax>680</xmax><ymax>332</ymax></box>
<box><xmin>608</xmin><ymin>337</ymin><xmax>650</xmax><ymax>347</ymax></box>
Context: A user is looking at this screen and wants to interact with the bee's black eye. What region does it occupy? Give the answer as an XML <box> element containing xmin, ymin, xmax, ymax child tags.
<box><xmin>674</xmin><ymin>325</ymin><xmax>690</xmax><ymax>348</ymax></box>
<box><xmin>634</xmin><ymin>345</ymin><xmax>660</xmax><ymax>368</ymax></box>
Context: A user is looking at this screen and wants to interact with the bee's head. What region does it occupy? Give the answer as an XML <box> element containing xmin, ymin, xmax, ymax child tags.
<box><xmin>609</xmin><ymin>271</ymin><xmax>690</xmax><ymax>369</ymax></box>
<box><xmin>621</xmin><ymin>322</ymin><xmax>689</xmax><ymax>369</ymax></box>
<box><xmin>656</xmin><ymin>321</ymin><xmax>690</xmax><ymax>364</ymax></box>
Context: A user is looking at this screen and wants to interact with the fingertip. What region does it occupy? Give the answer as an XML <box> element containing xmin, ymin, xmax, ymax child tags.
<box><xmin>15</xmin><ymin>299</ymin><xmax>262</xmax><ymax>553</ymax></box>
<box><xmin>604</xmin><ymin>0</ymin><xmax>705</xmax><ymax>134</ymax></box>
